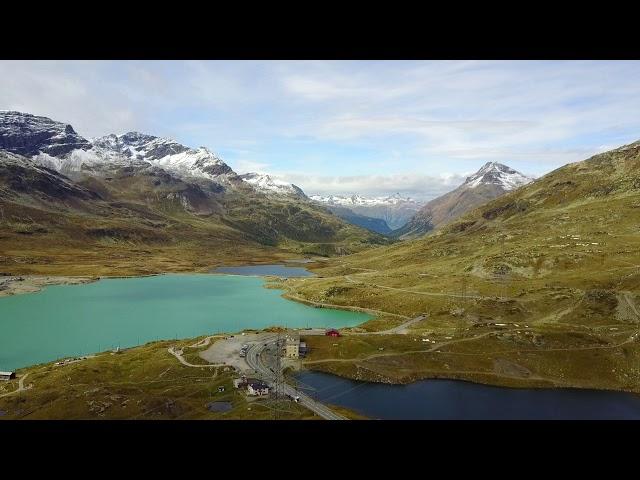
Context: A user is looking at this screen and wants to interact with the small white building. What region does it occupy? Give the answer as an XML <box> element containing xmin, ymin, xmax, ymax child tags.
<box><xmin>0</xmin><ymin>371</ymin><xmax>16</xmax><ymax>381</ymax></box>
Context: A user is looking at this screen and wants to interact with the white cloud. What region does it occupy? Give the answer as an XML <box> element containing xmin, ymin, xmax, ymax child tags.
<box><xmin>232</xmin><ymin>159</ymin><xmax>272</xmax><ymax>174</ymax></box>
<box><xmin>2</xmin><ymin>60</ymin><xmax>640</xmax><ymax>196</ymax></box>
<box><xmin>0</xmin><ymin>61</ymin><xmax>143</xmax><ymax>138</ymax></box>
<box><xmin>277</xmin><ymin>60</ymin><xmax>640</xmax><ymax>175</ymax></box>
<box><xmin>271</xmin><ymin>172</ymin><xmax>467</xmax><ymax>201</ymax></box>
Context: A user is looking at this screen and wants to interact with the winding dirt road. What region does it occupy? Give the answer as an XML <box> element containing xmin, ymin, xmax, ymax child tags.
<box><xmin>344</xmin><ymin>274</ymin><xmax>486</xmax><ymax>300</ymax></box>
<box><xmin>168</xmin><ymin>347</ymin><xmax>225</xmax><ymax>368</ymax></box>
<box><xmin>0</xmin><ymin>373</ymin><xmax>31</xmax><ymax>398</ymax></box>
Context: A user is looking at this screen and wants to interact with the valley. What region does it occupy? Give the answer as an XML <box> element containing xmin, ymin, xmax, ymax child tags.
<box><xmin>1</xmin><ymin>110</ymin><xmax>640</xmax><ymax>419</ymax></box>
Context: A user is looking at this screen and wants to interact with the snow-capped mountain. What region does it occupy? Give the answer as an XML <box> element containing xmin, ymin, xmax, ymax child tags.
<box><xmin>464</xmin><ymin>161</ymin><xmax>533</xmax><ymax>190</ymax></box>
<box><xmin>309</xmin><ymin>193</ymin><xmax>422</xmax><ymax>230</ymax></box>
<box><xmin>0</xmin><ymin>110</ymin><xmax>91</xmax><ymax>157</ymax></box>
<box><xmin>92</xmin><ymin>133</ymin><xmax>237</xmax><ymax>181</ymax></box>
<box><xmin>0</xmin><ymin>111</ymin><xmax>240</xmax><ymax>187</ymax></box>
<box><xmin>239</xmin><ymin>172</ymin><xmax>306</xmax><ymax>198</ymax></box>
<box><xmin>394</xmin><ymin>162</ymin><xmax>534</xmax><ymax>239</ymax></box>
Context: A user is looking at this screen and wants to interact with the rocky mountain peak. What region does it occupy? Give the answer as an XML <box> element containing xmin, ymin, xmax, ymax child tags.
<box><xmin>0</xmin><ymin>110</ymin><xmax>91</xmax><ymax>157</ymax></box>
<box><xmin>119</xmin><ymin>131</ymin><xmax>158</xmax><ymax>145</ymax></box>
<box><xmin>464</xmin><ymin>162</ymin><xmax>532</xmax><ymax>191</ymax></box>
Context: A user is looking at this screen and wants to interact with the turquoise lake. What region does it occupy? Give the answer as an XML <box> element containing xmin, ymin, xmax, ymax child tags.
<box><xmin>0</xmin><ymin>274</ymin><xmax>370</xmax><ymax>370</ymax></box>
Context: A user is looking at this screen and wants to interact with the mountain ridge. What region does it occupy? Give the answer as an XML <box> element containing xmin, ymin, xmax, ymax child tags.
<box><xmin>0</xmin><ymin>111</ymin><xmax>388</xmax><ymax>274</ymax></box>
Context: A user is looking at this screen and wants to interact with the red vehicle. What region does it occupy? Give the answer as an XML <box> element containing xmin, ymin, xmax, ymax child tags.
<box><xmin>325</xmin><ymin>329</ymin><xmax>341</xmax><ymax>337</ymax></box>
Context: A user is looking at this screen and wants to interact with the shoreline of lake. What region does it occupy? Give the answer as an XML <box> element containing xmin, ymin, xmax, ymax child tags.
<box><xmin>0</xmin><ymin>275</ymin><xmax>99</xmax><ymax>298</ymax></box>
<box><xmin>211</xmin><ymin>264</ymin><xmax>315</xmax><ymax>278</ymax></box>
<box><xmin>0</xmin><ymin>261</ymin><xmax>318</xmax><ymax>298</ymax></box>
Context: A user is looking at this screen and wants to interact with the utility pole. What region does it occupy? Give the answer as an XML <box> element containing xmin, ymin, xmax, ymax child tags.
<box><xmin>499</xmin><ymin>235</ymin><xmax>508</xmax><ymax>300</ymax></box>
<box><xmin>460</xmin><ymin>276</ymin><xmax>467</xmax><ymax>303</ymax></box>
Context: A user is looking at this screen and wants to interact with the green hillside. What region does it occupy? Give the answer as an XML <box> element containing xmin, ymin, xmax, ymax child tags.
<box><xmin>282</xmin><ymin>142</ymin><xmax>640</xmax><ymax>392</ymax></box>
<box><xmin>0</xmin><ymin>152</ymin><xmax>388</xmax><ymax>276</ymax></box>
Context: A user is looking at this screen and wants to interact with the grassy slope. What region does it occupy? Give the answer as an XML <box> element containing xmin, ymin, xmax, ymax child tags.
<box><xmin>283</xmin><ymin>143</ymin><xmax>640</xmax><ymax>392</ymax></box>
<box><xmin>0</xmin><ymin>336</ymin><xmax>365</xmax><ymax>420</ymax></box>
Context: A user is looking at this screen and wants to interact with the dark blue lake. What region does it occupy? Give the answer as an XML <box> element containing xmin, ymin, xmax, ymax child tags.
<box><xmin>295</xmin><ymin>371</ymin><xmax>640</xmax><ymax>420</ymax></box>
<box><xmin>212</xmin><ymin>264</ymin><xmax>314</xmax><ymax>278</ymax></box>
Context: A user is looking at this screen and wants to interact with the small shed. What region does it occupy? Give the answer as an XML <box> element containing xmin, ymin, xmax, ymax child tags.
<box><xmin>0</xmin><ymin>371</ymin><xmax>16</xmax><ymax>381</ymax></box>
<box><xmin>325</xmin><ymin>329</ymin><xmax>341</xmax><ymax>337</ymax></box>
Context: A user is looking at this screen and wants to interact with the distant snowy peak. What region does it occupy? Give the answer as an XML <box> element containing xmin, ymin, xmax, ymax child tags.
<box><xmin>309</xmin><ymin>193</ymin><xmax>422</xmax><ymax>230</ymax></box>
<box><xmin>239</xmin><ymin>172</ymin><xmax>306</xmax><ymax>198</ymax></box>
<box><xmin>464</xmin><ymin>162</ymin><xmax>533</xmax><ymax>191</ymax></box>
<box><xmin>309</xmin><ymin>193</ymin><xmax>421</xmax><ymax>208</ymax></box>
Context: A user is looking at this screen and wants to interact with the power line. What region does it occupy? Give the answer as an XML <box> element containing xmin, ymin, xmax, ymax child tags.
<box><xmin>273</xmin><ymin>331</ymin><xmax>283</xmax><ymax>420</ymax></box>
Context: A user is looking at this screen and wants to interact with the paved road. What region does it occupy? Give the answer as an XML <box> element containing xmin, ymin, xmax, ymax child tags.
<box><xmin>244</xmin><ymin>336</ymin><xmax>346</xmax><ymax>420</ymax></box>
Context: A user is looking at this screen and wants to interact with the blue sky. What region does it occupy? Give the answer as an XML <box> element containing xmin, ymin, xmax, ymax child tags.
<box><xmin>2</xmin><ymin>60</ymin><xmax>640</xmax><ymax>200</ymax></box>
